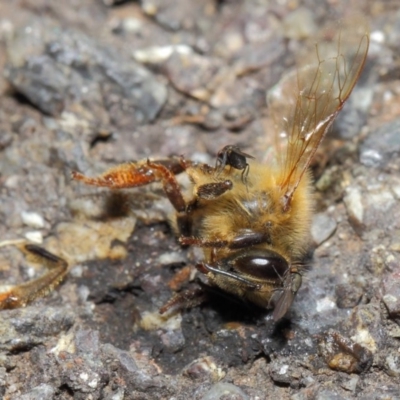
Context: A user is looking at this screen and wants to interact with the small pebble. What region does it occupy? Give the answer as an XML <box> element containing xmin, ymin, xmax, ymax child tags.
<box><xmin>316</xmin><ymin>297</ymin><xmax>336</xmax><ymax>313</ymax></box>
<box><xmin>21</xmin><ymin>211</ymin><xmax>45</xmax><ymax>229</ymax></box>
<box><xmin>182</xmin><ymin>356</ymin><xmax>225</xmax><ymax>381</ymax></box>
<box><xmin>282</xmin><ymin>7</ymin><xmax>317</xmax><ymax>40</ymax></box>
<box><xmin>360</xmin><ymin>118</ymin><xmax>400</xmax><ymax>169</ymax></box>
<box><xmin>19</xmin><ymin>383</ymin><xmax>55</xmax><ymax>400</ymax></box>
<box><xmin>133</xmin><ymin>44</ymin><xmax>192</xmax><ymax>64</ymax></box>
<box><xmin>270</xmin><ymin>361</ymin><xmax>291</xmax><ymax>385</ymax></box>
<box><xmin>201</xmin><ymin>382</ymin><xmax>249</xmax><ymax>400</ymax></box>
<box><xmin>311</xmin><ymin>213</ymin><xmax>337</xmax><ymax>246</ymax></box>
<box><xmin>343</xmin><ymin>187</ymin><xmax>364</xmax><ymax>227</ymax></box>
<box><xmin>157</xmin><ymin>251</ymin><xmax>185</xmax><ymax>265</ymax></box>
<box><xmin>382</xmin><ymin>271</ymin><xmax>400</xmax><ymax>317</ymax></box>
<box><xmin>385</xmin><ymin>353</ymin><xmax>400</xmax><ymax>377</ymax></box>
<box><xmin>24</xmin><ymin>231</ymin><xmax>43</xmax><ymax>244</ymax></box>
<box><xmin>340</xmin><ymin>375</ymin><xmax>359</xmax><ymax>392</ymax></box>
<box><xmin>335</xmin><ymin>283</ymin><xmax>363</xmax><ymax>309</ymax></box>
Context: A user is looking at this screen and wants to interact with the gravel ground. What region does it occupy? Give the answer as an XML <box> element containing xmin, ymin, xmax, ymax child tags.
<box><xmin>1</xmin><ymin>1</ymin><xmax>400</xmax><ymax>399</ymax></box>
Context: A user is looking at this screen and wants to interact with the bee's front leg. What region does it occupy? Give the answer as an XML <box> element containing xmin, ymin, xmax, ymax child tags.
<box><xmin>180</xmin><ymin>230</ymin><xmax>271</xmax><ymax>249</ymax></box>
<box><xmin>178</xmin><ymin>179</ymin><xmax>234</xmax><ymax>237</ymax></box>
<box><xmin>194</xmin><ymin>180</ymin><xmax>233</xmax><ymax>200</ymax></box>
<box><xmin>159</xmin><ymin>285</ymin><xmax>207</xmax><ymax>315</ymax></box>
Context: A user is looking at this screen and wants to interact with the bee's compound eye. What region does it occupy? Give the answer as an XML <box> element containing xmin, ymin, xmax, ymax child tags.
<box><xmin>234</xmin><ymin>250</ymin><xmax>289</xmax><ymax>280</ymax></box>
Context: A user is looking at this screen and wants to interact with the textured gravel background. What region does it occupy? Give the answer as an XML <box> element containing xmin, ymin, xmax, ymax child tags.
<box><xmin>1</xmin><ymin>1</ymin><xmax>400</xmax><ymax>399</ymax></box>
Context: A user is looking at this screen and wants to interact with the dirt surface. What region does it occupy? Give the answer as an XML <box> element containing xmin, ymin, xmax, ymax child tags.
<box><xmin>1</xmin><ymin>1</ymin><xmax>400</xmax><ymax>399</ymax></box>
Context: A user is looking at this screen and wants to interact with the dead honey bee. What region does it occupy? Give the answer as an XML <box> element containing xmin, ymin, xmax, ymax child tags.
<box><xmin>0</xmin><ymin>19</ymin><xmax>369</xmax><ymax>320</ymax></box>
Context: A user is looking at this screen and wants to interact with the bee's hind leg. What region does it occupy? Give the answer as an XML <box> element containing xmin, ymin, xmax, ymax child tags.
<box><xmin>0</xmin><ymin>245</ymin><xmax>68</xmax><ymax>310</ymax></box>
<box><xmin>72</xmin><ymin>158</ymin><xmax>188</xmax><ymax>213</ymax></box>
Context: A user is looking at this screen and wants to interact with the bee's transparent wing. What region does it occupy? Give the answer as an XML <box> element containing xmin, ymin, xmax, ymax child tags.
<box><xmin>267</xmin><ymin>18</ymin><xmax>369</xmax><ymax>209</ymax></box>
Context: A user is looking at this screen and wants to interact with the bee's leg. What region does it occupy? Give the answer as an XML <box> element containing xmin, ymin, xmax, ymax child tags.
<box><xmin>159</xmin><ymin>285</ymin><xmax>207</xmax><ymax>315</ymax></box>
<box><xmin>180</xmin><ymin>231</ymin><xmax>271</xmax><ymax>249</ymax></box>
<box><xmin>0</xmin><ymin>245</ymin><xmax>68</xmax><ymax>310</ymax></box>
<box><xmin>196</xmin><ymin>262</ymin><xmax>261</xmax><ymax>289</ymax></box>
<box><xmin>181</xmin><ymin>180</ymin><xmax>233</xmax><ymax>231</ymax></box>
<box><xmin>72</xmin><ymin>159</ymin><xmax>187</xmax><ymax>213</ymax></box>
<box><xmin>180</xmin><ymin>237</ymin><xmax>228</xmax><ymax>248</ymax></box>
<box><xmin>195</xmin><ymin>180</ymin><xmax>233</xmax><ymax>200</ymax></box>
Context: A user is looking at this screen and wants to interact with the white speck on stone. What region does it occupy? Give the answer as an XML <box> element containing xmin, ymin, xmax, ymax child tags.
<box><xmin>140</xmin><ymin>310</ymin><xmax>182</xmax><ymax>331</ymax></box>
<box><xmin>392</xmin><ymin>184</ymin><xmax>400</xmax><ymax>200</ymax></box>
<box><xmin>4</xmin><ymin>175</ymin><xmax>19</xmax><ymax>188</ymax></box>
<box><xmin>0</xmin><ymin>19</ymin><xmax>14</xmax><ymax>40</ymax></box>
<box><xmin>383</xmin><ymin>294</ymin><xmax>397</xmax><ymax>305</ymax></box>
<box><xmin>78</xmin><ymin>285</ymin><xmax>90</xmax><ymax>302</ymax></box>
<box><xmin>79</xmin><ymin>372</ymin><xmax>89</xmax><ymax>381</ymax></box>
<box><xmin>21</xmin><ymin>211</ymin><xmax>45</xmax><ymax>228</ymax></box>
<box><xmin>142</xmin><ymin>2</ymin><xmax>157</xmax><ymax>16</ymax></box>
<box><xmin>279</xmin><ymin>365</ymin><xmax>289</xmax><ymax>374</ymax></box>
<box><xmin>367</xmin><ymin>190</ymin><xmax>395</xmax><ymax>212</ymax></box>
<box><xmin>88</xmin><ymin>377</ymin><xmax>99</xmax><ymax>388</ymax></box>
<box><xmin>157</xmin><ymin>251</ymin><xmax>184</xmax><ymax>265</ymax></box>
<box><xmin>304</xmin><ymin>338</ymin><xmax>313</xmax><ymax>347</ymax></box>
<box><xmin>386</xmin><ymin>254</ymin><xmax>395</xmax><ymax>264</ymax></box>
<box><xmin>70</xmin><ymin>264</ymin><xmax>84</xmax><ymax>278</ymax></box>
<box><xmin>351</xmin><ymin>329</ymin><xmax>377</xmax><ymax>352</ymax></box>
<box><xmin>24</xmin><ymin>231</ymin><xmax>43</xmax><ymax>244</ymax></box>
<box><xmin>383</xmin><ymin>90</ymin><xmax>393</xmax><ymax>102</ymax></box>
<box><xmin>111</xmin><ymin>388</ymin><xmax>125</xmax><ymax>400</ymax></box>
<box><xmin>50</xmin><ymin>331</ymin><xmax>76</xmax><ymax>355</ymax></box>
<box><xmin>316</xmin><ymin>297</ymin><xmax>336</xmax><ymax>312</ymax></box>
<box><xmin>121</xmin><ymin>18</ymin><xmax>143</xmax><ymax>33</ymax></box>
<box><xmin>327</xmin><ymin>205</ymin><xmax>335</xmax><ymax>213</ymax></box>
<box><xmin>386</xmin><ymin>354</ymin><xmax>400</xmax><ymax>376</ymax></box>
<box><xmin>201</xmin><ymin>382</ymin><xmax>249</xmax><ymax>400</ymax></box>
<box><xmin>133</xmin><ymin>44</ymin><xmax>192</xmax><ymax>64</ymax></box>
<box><xmin>360</xmin><ymin>148</ymin><xmax>384</xmax><ymax>168</ymax></box>
<box><xmin>26</xmin><ymin>266</ymin><xmax>36</xmax><ymax>278</ymax></box>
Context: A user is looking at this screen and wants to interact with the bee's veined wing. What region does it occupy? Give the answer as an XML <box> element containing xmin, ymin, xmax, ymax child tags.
<box><xmin>267</xmin><ymin>19</ymin><xmax>369</xmax><ymax>209</ymax></box>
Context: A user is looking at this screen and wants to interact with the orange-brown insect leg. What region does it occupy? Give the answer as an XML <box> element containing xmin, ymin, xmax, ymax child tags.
<box><xmin>72</xmin><ymin>161</ymin><xmax>161</xmax><ymax>189</ymax></box>
<box><xmin>146</xmin><ymin>161</ymin><xmax>186</xmax><ymax>213</ymax></box>
<box><xmin>72</xmin><ymin>159</ymin><xmax>188</xmax><ymax>213</ymax></box>
<box><xmin>0</xmin><ymin>245</ymin><xmax>68</xmax><ymax>310</ymax></box>
<box><xmin>159</xmin><ymin>286</ymin><xmax>207</xmax><ymax>315</ymax></box>
<box><xmin>180</xmin><ymin>237</ymin><xmax>228</xmax><ymax>248</ymax></box>
<box><xmin>180</xmin><ymin>231</ymin><xmax>271</xmax><ymax>249</ymax></box>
